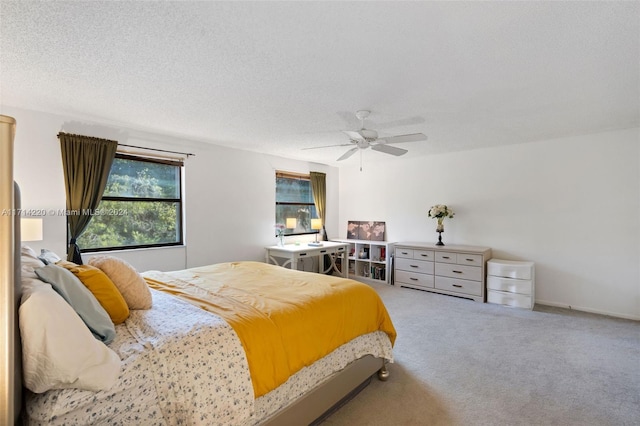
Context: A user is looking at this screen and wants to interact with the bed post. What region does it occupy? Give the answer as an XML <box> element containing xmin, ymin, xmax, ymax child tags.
<box><xmin>378</xmin><ymin>364</ymin><xmax>390</xmax><ymax>381</ymax></box>
<box><xmin>0</xmin><ymin>115</ymin><xmax>20</xmax><ymax>425</ymax></box>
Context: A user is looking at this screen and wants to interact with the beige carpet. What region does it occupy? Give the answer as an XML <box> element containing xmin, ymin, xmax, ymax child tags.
<box><xmin>322</xmin><ymin>282</ymin><xmax>640</xmax><ymax>426</ymax></box>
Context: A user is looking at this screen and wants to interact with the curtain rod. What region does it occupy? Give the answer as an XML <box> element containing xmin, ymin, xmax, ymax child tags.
<box><xmin>57</xmin><ymin>133</ymin><xmax>195</xmax><ymax>158</ymax></box>
<box><xmin>118</xmin><ymin>143</ymin><xmax>195</xmax><ymax>158</ymax></box>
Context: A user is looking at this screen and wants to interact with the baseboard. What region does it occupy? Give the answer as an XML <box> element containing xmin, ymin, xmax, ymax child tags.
<box><xmin>535</xmin><ymin>300</ymin><xmax>640</xmax><ymax>321</ymax></box>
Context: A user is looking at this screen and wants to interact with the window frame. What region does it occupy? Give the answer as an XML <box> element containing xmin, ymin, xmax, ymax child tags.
<box><xmin>76</xmin><ymin>153</ymin><xmax>184</xmax><ymax>253</ymax></box>
<box><xmin>275</xmin><ymin>171</ymin><xmax>319</xmax><ymax>237</ymax></box>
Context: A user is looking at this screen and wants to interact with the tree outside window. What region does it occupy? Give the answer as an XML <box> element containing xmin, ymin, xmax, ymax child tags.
<box><xmin>76</xmin><ymin>154</ymin><xmax>183</xmax><ymax>251</ymax></box>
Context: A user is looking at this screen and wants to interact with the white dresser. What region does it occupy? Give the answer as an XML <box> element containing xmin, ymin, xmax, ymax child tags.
<box><xmin>486</xmin><ymin>259</ymin><xmax>535</xmax><ymax>309</ymax></box>
<box><xmin>394</xmin><ymin>242</ymin><xmax>492</xmax><ymax>303</ymax></box>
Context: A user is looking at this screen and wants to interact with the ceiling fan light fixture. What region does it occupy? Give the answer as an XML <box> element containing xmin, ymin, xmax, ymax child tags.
<box><xmin>359</xmin><ymin>129</ymin><xmax>378</xmax><ymax>140</ymax></box>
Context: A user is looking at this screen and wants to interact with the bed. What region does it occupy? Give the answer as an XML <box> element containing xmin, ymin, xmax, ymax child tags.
<box><xmin>1</xmin><ymin>115</ymin><xmax>396</xmax><ymax>425</ymax></box>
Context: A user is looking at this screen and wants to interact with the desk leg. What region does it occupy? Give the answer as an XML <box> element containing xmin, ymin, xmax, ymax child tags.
<box><xmin>321</xmin><ymin>252</ymin><xmax>348</xmax><ymax>278</ymax></box>
<box><xmin>340</xmin><ymin>252</ymin><xmax>348</xmax><ymax>278</ymax></box>
<box><xmin>267</xmin><ymin>253</ymin><xmax>293</xmax><ymax>269</ymax></box>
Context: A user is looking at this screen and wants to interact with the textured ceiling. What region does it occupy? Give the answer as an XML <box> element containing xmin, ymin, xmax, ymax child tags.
<box><xmin>1</xmin><ymin>1</ymin><xmax>639</xmax><ymax>167</ymax></box>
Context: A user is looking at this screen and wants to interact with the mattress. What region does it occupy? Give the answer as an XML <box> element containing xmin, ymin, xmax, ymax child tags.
<box><xmin>143</xmin><ymin>261</ymin><xmax>397</xmax><ymax>397</ymax></box>
<box><xmin>25</xmin><ymin>280</ymin><xmax>394</xmax><ymax>424</ymax></box>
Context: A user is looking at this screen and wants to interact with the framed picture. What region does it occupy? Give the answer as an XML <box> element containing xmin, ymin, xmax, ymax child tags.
<box><xmin>347</xmin><ymin>221</ymin><xmax>360</xmax><ymax>239</ymax></box>
<box><xmin>346</xmin><ymin>220</ymin><xmax>385</xmax><ymax>241</ymax></box>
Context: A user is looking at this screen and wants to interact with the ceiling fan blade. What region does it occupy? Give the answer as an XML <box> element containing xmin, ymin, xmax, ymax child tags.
<box><xmin>337</xmin><ymin>147</ymin><xmax>359</xmax><ymax>161</ymax></box>
<box><xmin>371</xmin><ymin>144</ymin><xmax>408</xmax><ymax>156</ymax></box>
<box><xmin>342</xmin><ymin>130</ymin><xmax>366</xmax><ymax>142</ymax></box>
<box><xmin>378</xmin><ymin>133</ymin><xmax>427</xmax><ymax>144</ymax></box>
<box><xmin>302</xmin><ymin>143</ymin><xmax>353</xmax><ymax>150</ymax></box>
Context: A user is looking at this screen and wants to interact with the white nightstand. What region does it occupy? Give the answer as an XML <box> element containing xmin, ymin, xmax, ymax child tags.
<box><xmin>486</xmin><ymin>259</ymin><xmax>535</xmax><ymax>309</ymax></box>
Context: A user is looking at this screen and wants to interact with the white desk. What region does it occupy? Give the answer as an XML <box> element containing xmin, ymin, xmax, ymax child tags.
<box><xmin>265</xmin><ymin>241</ymin><xmax>349</xmax><ymax>278</ymax></box>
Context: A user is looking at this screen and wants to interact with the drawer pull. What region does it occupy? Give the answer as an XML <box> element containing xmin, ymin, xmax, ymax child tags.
<box><xmin>420</xmin><ymin>254</ymin><xmax>429</xmax><ymax>257</ymax></box>
<box><xmin>452</xmin><ymin>284</ymin><xmax>463</xmax><ymax>288</ymax></box>
<box><xmin>410</xmin><ymin>265</ymin><xmax>419</xmax><ymax>268</ymax></box>
<box><xmin>465</xmin><ymin>258</ymin><xmax>474</xmax><ymax>262</ymax></box>
<box><xmin>442</xmin><ymin>256</ymin><xmax>450</xmax><ymax>259</ymax></box>
<box><xmin>320</xmin><ymin>250</ymin><xmax>327</xmax><ymax>253</ymax></box>
<box><xmin>452</xmin><ymin>270</ymin><xmax>463</xmax><ymax>274</ymax></box>
<box><xmin>410</xmin><ymin>277</ymin><xmax>418</xmax><ymax>281</ymax></box>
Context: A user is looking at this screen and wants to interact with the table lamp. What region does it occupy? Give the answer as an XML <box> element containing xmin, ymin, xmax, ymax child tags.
<box><xmin>309</xmin><ymin>218</ymin><xmax>323</xmax><ymax>246</ymax></box>
<box><xmin>286</xmin><ymin>217</ymin><xmax>297</xmax><ymax>229</ymax></box>
<box><xmin>21</xmin><ymin>217</ymin><xmax>43</xmax><ymax>242</ymax></box>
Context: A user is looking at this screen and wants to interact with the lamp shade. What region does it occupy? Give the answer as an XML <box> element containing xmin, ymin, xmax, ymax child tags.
<box><xmin>21</xmin><ymin>217</ymin><xmax>43</xmax><ymax>242</ymax></box>
<box><xmin>286</xmin><ymin>217</ymin><xmax>297</xmax><ymax>229</ymax></box>
<box><xmin>311</xmin><ymin>218</ymin><xmax>322</xmax><ymax>230</ymax></box>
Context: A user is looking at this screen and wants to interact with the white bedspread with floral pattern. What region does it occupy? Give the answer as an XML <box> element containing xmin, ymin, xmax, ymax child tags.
<box><xmin>26</xmin><ymin>287</ymin><xmax>394</xmax><ymax>425</ymax></box>
<box><xmin>25</xmin><ymin>289</ymin><xmax>254</xmax><ymax>425</ymax></box>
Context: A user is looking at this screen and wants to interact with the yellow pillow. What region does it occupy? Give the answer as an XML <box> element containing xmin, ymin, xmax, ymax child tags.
<box><xmin>57</xmin><ymin>261</ymin><xmax>130</xmax><ymax>324</ymax></box>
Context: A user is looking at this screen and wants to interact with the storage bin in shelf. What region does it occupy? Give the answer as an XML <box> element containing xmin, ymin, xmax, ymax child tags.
<box><xmin>332</xmin><ymin>239</ymin><xmax>395</xmax><ymax>284</ymax></box>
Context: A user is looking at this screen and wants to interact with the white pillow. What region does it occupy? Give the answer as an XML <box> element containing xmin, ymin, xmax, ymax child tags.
<box><xmin>89</xmin><ymin>256</ymin><xmax>152</xmax><ymax>309</ymax></box>
<box><xmin>21</xmin><ymin>245</ymin><xmax>45</xmax><ymax>279</ymax></box>
<box><xmin>19</xmin><ymin>285</ymin><xmax>121</xmax><ymax>393</ymax></box>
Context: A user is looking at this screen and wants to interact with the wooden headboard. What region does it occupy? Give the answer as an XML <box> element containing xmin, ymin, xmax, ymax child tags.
<box><xmin>1</xmin><ymin>115</ymin><xmax>22</xmax><ymax>424</ymax></box>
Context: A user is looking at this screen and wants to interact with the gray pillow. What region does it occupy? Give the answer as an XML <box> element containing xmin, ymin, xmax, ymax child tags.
<box><xmin>37</xmin><ymin>249</ymin><xmax>62</xmax><ymax>265</ymax></box>
<box><xmin>35</xmin><ymin>264</ymin><xmax>116</xmax><ymax>344</ymax></box>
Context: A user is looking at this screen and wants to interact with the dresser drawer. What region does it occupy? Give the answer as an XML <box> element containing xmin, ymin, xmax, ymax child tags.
<box><xmin>414</xmin><ymin>249</ymin><xmax>435</xmax><ymax>261</ymax></box>
<box><xmin>395</xmin><ymin>248</ymin><xmax>414</xmax><ymax>259</ymax></box>
<box><xmin>487</xmin><ymin>276</ymin><xmax>533</xmax><ymax>295</ymax></box>
<box><xmin>435</xmin><ymin>276</ymin><xmax>482</xmax><ymax>297</ymax></box>
<box><xmin>456</xmin><ymin>253</ymin><xmax>483</xmax><ymax>266</ymax></box>
<box><xmin>487</xmin><ymin>259</ymin><xmax>534</xmax><ymax>280</ymax></box>
<box><xmin>435</xmin><ymin>252</ymin><xmax>456</xmax><ymax>264</ymax></box>
<box><xmin>435</xmin><ymin>262</ymin><xmax>482</xmax><ymax>282</ymax></box>
<box><xmin>396</xmin><ymin>257</ymin><xmax>434</xmax><ymax>274</ymax></box>
<box><xmin>396</xmin><ymin>270</ymin><xmax>434</xmax><ymax>288</ymax></box>
<box><xmin>487</xmin><ymin>289</ymin><xmax>533</xmax><ymax>309</ymax></box>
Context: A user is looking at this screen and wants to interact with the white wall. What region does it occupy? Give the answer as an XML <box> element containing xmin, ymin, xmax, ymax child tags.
<box><xmin>7</xmin><ymin>106</ymin><xmax>339</xmax><ymax>272</ymax></box>
<box><xmin>338</xmin><ymin>128</ymin><xmax>640</xmax><ymax>320</ymax></box>
<box><xmin>8</xmin><ymin>105</ymin><xmax>638</xmax><ymax>319</ymax></box>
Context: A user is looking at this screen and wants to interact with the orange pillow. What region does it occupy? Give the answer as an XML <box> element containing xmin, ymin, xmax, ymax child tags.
<box><xmin>57</xmin><ymin>261</ymin><xmax>130</xmax><ymax>324</ymax></box>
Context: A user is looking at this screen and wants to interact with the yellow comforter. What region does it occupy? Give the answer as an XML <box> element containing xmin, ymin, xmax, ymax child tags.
<box><xmin>144</xmin><ymin>261</ymin><xmax>396</xmax><ymax>397</ymax></box>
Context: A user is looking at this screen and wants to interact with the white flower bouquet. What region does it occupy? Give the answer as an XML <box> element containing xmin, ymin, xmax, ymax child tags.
<box><xmin>428</xmin><ymin>204</ymin><xmax>455</xmax><ymax>221</ymax></box>
<box><xmin>428</xmin><ymin>204</ymin><xmax>454</xmax><ymax>232</ymax></box>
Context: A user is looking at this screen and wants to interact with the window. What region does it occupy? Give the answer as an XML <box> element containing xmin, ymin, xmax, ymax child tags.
<box><xmin>275</xmin><ymin>171</ymin><xmax>318</xmax><ymax>236</ymax></box>
<box><xmin>76</xmin><ymin>153</ymin><xmax>183</xmax><ymax>251</ymax></box>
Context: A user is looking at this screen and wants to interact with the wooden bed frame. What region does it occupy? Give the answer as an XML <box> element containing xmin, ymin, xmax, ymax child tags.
<box><xmin>0</xmin><ymin>114</ymin><xmax>389</xmax><ymax>425</ymax></box>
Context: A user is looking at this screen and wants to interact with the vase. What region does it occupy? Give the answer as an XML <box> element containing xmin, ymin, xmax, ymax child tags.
<box><xmin>278</xmin><ymin>234</ymin><xmax>284</xmax><ymax>247</ymax></box>
<box><xmin>436</xmin><ymin>219</ymin><xmax>444</xmax><ymax>246</ymax></box>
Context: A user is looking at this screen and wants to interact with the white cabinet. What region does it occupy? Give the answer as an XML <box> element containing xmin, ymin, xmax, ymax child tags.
<box><xmin>332</xmin><ymin>239</ymin><xmax>395</xmax><ymax>284</ymax></box>
<box><xmin>394</xmin><ymin>242</ymin><xmax>491</xmax><ymax>302</ymax></box>
<box><xmin>487</xmin><ymin>259</ymin><xmax>535</xmax><ymax>309</ymax></box>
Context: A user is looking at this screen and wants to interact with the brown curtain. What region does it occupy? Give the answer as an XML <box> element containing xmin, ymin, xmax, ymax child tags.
<box><xmin>58</xmin><ymin>133</ymin><xmax>117</xmax><ymax>264</ymax></box>
<box><xmin>309</xmin><ymin>171</ymin><xmax>327</xmax><ymax>241</ymax></box>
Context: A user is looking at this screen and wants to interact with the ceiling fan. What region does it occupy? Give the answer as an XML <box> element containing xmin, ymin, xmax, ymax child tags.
<box><xmin>303</xmin><ymin>110</ymin><xmax>427</xmax><ymax>167</ymax></box>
